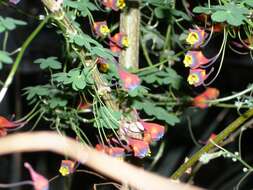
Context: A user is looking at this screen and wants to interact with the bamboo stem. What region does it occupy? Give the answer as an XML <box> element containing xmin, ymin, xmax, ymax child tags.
<box><xmin>119</xmin><ymin>2</ymin><xmax>141</xmax><ymax>69</ymax></box>
<box><xmin>171</xmin><ymin>108</ymin><xmax>253</xmax><ymax>180</ymax></box>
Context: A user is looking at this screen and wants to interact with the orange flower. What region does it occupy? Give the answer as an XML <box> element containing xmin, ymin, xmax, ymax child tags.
<box><xmin>141</xmin><ymin>121</ymin><xmax>165</xmax><ymax>142</ymax></box>
<box><xmin>95</xmin><ymin>144</ymin><xmax>125</xmax><ymax>158</ymax></box>
<box><xmin>59</xmin><ymin>160</ymin><xmax>76</xmax><ymax>176</ymax></box>
<box><xmin>24</xmin><ymin>162</ymin><xmax>49</xmax><ymax>190</ymax></box>
<box><xmin>102</xmin><ymin>0</ymin><xmax>126</xmax><ymax>11</ymax></box>
<box><xmin>118</xmin><ymin>68</ymin><xmax>141</xmax><ymax>90</ymax></box>
<box><xmin>193</xmin><ymin>95</ymin><xmax>208</xmax><ymax>108</ymax></box>
<box><xmin>193</xmin><ymin>88</ymin><xmax>219</xmax><ymax>108</ymax></box>
<box><xmin>110</xmin><ymin>32</ymin><xmax>128</xmax><ymax>48</ymax></box>
<box><xmin>186</xmin><ymin>28</ymin><xmax>205</xmax><ymax>48</ymax></box>
<box><xmin>0</xmin><ymin>116</ymin><xmax>25</xmax><ymax>137</ymax></box>
<box><xmin>128</xmin><ymin>138</ymin><xmax>149</xmax><ymax>158</ymax></box>
<box><xmin>93</xmin><ymin>21</ymin><xmax>110</xmax><ymax>37</ymax></box>
<box><xmin>187</xmin><ymin>68</ymin><xmax>207</xmax><ymax>87</ymax></box>
<box><xmin>183</xmin><ymin>51</ymin><xmax>210</xmax><ymax>69</ymax></box>
<box><xmin>106</xmin><ymin>147</ymin><xmax>125</xmax><ymax>157</ymax></box>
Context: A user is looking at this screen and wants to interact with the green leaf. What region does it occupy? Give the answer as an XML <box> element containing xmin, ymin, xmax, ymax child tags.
<box><xmin>23</xmin><ymin>85</ymin><xmax>50</xmax><ymax>100</ymax></box>
<box><xmin>211</xmin><ymin>11</ymin><xmax>227</xmax><ymax>22</ymax></box>
<box><xmin>133</xmin><ymin>100</ymin><xmax>179</xmax><ymax>126</ymax></box>
<box><xmin>154</xmin><ymin>7</ymin><xmax>167</xmax><ymax>19</ymax></box>
<box><xmin>97</xmin><ymin>106</ymin><xmax>120</xmax><ymax>129</ymax></box>
<box><xmin>34</xmin><ymin>57</ymin><xmax>62</xmax><ymax>70</ymax></box>
<box><xmin>53</xmin><ymin>72</ymin><xmax>68</xmax><ymax>83</ymax></box>
<box><xmin>74</xmin><ymin>34</ymin><xmax>86</xmax><ymax>46</ymax></box>
<box><xmin>48</xmin><ymin>97</ymin><xmax>67</xmax><ymax>109</ymax></box>
<box><xmin>0</xmin><ymin>51</ymin><xmax>13</xmax><ymax>64</ymax></box>
<box><xmin>0</xmin><ymin>16</ymin><xmax>26</xmax><ymax>32</ymax></box>
<box><xmin>171</xmin><ymin>9</ymin><xmax>191</xmax><ymax>21</ymax></box>
<box><xmin>211</xmin><ymin>4</ymin><xmax>249</xmax><ymax>26</ymax></box>
<box><xmin>193</xmin><ymin>6</ymin><xmax>212</xmax><ymax>14</ymax></box>
<box><xmin>244</xmin><ymin>0</ymin><xmax>253</xmax><ymax>7</ymax></box>
<box><xmin>53</xmin><ymin>68</ymin><xmax>88</xmax><ymax>91</ymax></box>
<box><xmin>140</xmin><ymin>67</ymin><xmax>182</xmax><ymax>89</ymax></box>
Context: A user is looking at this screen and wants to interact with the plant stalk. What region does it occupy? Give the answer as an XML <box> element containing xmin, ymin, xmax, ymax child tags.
<box><xmin>171</xmin><ymin>108</ymin><xmax>253</xmax><ymax>180</ymax></box>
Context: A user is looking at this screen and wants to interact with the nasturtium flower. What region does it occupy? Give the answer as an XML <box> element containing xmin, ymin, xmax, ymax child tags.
<box><xmin>128</xmin><ymin>138</ymin><xmax>149</xmax><ymax>158</ymax></box>
<box><xmin>95</xmin><ymin>144</ymin><xmax>125</xmax><ymax>158</ymax></box>
<box><xmin>59</xmin><ymin>160</ymin><xmax>76</xmax><ymax>176</ymax></box>
<box><xmin>95</xmin><ymin>144</ymin><xmax>107</xmax><ymax>153</ymax></box>
<box><xmin>186</xmin><ymin>29</ymin><xmax>205</xmax><ymax>48</ymax></box>
<box><xmin>187</xmin><ymin>69</ymin><xmax>207</xmax><ymax>87</ymax></box>
<box><xmin>193</xmin><ymin>95</ymin><xmax>207</xmax><ymax>109</ymax></box>
<box><xmin>24</xmin><ymin>162</ymin><xmax>49</xmax><ymax>190</ymax></box>
<box><xmin>93</xmin><ymin>21</ymin><xmax>110</xmax><ymax>37</ymax></box>
<box><xmin>110</xmin><ymin>33</ymin><xmax>129</xmax><ymax>48</ymax></box>
<box><xmin>96</xmin><ymin>58</ymin><xmax>110</xmax><ymax>73</ymax></box>
<box><xmin>109</xmin><ymin>41</ymin><xmax>122</xmax><ymax>54</ymax></box>
<box><xmin>183</xmin><ymin>51</ymin><xmax>210</xmax><ymax>69</ymax></box>
<box><xmin>141</xmin><ymin>122</ymin><xmax>165</xmax><ymax>142</ymax></box>
<box><xmin>0</xmin><ymin>116</ymin><xmax>21</xmax><ymax>128</ymax></box>
<box><xmin>193</xmin><ymin>88</ymin><xmax>220</xmax><ymax>108</ymax></box>
<box><xmin>202</xmin><ymin>87</ymin><xmax>220</xmax><ymax>100</ymax></box>
<box><xmin>118</xmin><ymin>68</ymin><xmax>141</xmax><ymax>90</ymax></box>
<box><xmin>102</xmin><ymin>0</ymin><xmax>126</xmax><ymax>11</ymax></box>
<box><xmin>0</xmin><ymin>116</ymin><xmax>25</xmax><ymax>137</ymax></box>
<box><xmin>106</xmin><ymin>147</ymin><xmax>125</xmax><ymax>157</ymax></box>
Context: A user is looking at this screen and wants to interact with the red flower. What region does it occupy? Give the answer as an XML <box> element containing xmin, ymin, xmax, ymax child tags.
<box><xmin>102</xmin><ymin>0</ymin><xmax>126</xmax><ymax>11</ymax></box>
<box><xmin>118</xmin><ymin>68</ymin><xmax>141</xmax><ymax>90</ymax></box>
<box><xmin>110</xmin><ymin>32</ymin><xmax>128</xmax><ymax>48</ymax></box>
<box><xmin>95</xmin><ymin>144</ymin><xmax>125</xmax><ymax>158</ymax></box>
<box><xmin>183</xmin><ymin>51</ymin><xmax>210</xmax><ymax>69</ymax></box>
<box><xmin>95</xmin><ymin>144</ymin><xmax>107</xmax><ymax>152</ymax></box>
<box><xmin>24</xmin><ymin>162</ymin><xmax>49</xmax><ymax>190</ymax></box>
<box><xmin>193</xmin><ymin>88</ymin><xmax>220</xmax><ymax>108</ymax></box>
<box><xmin>202</xmin><ymin>87</ymin><xmax>220</xmax><ymax>99</ymax></box>
<box><xmin>109</xmin><ymin>41</ymin><xmax>122</xmax><ymax>55</ymax></box>
<box><xmin>141</xmin><ymin>122</ymin><xmax>165</xmax><ymax>142</ymax></box>
<box><xmin>93</xmin><ymin>21</ymin><xmax>110</xmax><ymax>37</ymax></box>
<box><xmin>128</xmin><ymin>138</ymin><xmax>149</xmax><ymax>158</ymax></box>
<box><xmin>106</xmin><ymin>147</ymin><xmax>125</xmax><ymax>157</ymax></box>
<box><xmin>209</xmin><ymin>133</ymin><xmax>217</xmax><ymax>141</ymax></box>
<box><xmin>59</xmin><ymin>160</ymin><xmax>76</xmax><ymax>176</ymax></box>
<box><xmin>186</xmin><ymin>28</ymin><xmax>205</xmax><ymax>48</ymax></box>
<box><xmin>0</xmin><ymin>116</ymin><xmax>25</xmax><ymax>137</ymax></box>
<box><xmin>187</xmin><ymin>68</ymin><xmax>207</xmax><ymax>87</ymax></box>
<box><xmin>193</xmin><ymin>95</ymin><xmax>208</xmax><ymax>109</ymax></box>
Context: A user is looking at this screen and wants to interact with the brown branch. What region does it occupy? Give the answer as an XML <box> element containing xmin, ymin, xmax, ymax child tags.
<box><xmin>0</xmin><ymin>132</ymin><xmax>202</xmax><ymax>190</ymax></box>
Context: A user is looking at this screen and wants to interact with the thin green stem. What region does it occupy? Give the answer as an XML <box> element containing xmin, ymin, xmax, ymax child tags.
<box><xmin>2</xmin><ymin>32</ymin><xmax>8</xmax><ymax>51</ymax></box>
<box><xmin>141</xmin><ymin>40</ymin><xmax>153</xmax><ymax>66</ymax></box>
<box><xmin>204</xmin><ymin>28</ymin><xmax>227</xmax><ymax>86</ymax></box>
<box><xmin>171</xmin><ymin>108</ymin><xmax>253</xmax><ymax>180</ymax></box>
<box><xmin>235</xmin><ymin>170</ymin><xmax>253</xmax><ymax>190</ymax></box>
<box><xmin>211</xmin><ymin>140</ymin><xmax>252</xmax><ymax>169</ymax></box>
<box><xmin>0</xmin><ymin>16</ymin><xmax>50</xmax><ymax>103</ymax></box>
<box><xmin>187</xmin><ymin>116</ymin><xmax>201</xmax><ymax>147</ymax></box>
<box><xmin>133</xmin><ymin>59</ymin><xmax>169</xmax><ymax>73</ymax></box>
<box><xmin>238</xmin><ymin>127</ymin><xmax>245</xmax><ymax>158</ymax></box>
<box><xmin>208</xmin><ymin>84</ymin><xmax>253</xmax><ymax>104</ymax></box>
